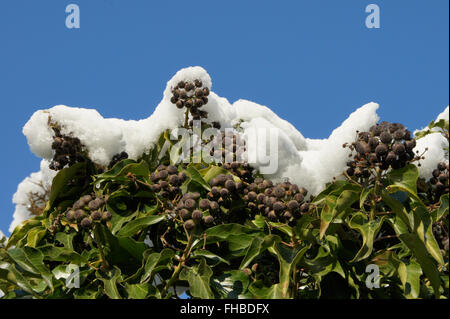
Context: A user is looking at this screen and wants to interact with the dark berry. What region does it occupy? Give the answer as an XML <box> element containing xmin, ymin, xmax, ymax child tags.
<box><xmin>80</xmin><ymin>217</ymin><xmax>92</xmax><ymax>228</ymax></box>
<box><xmin>184</xmin><ymin>219</ymin><xmax>195</xmax><ymax>230</ymax></box>
<box><xmin>192</xmin><ymin>210</ymin><xmax>203</xmax><ymax>221</ymax></box>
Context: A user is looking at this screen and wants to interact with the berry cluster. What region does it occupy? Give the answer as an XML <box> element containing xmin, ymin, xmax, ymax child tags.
<box><xmin>49</xmin><ymin>128</ymin><xmax>85</xmax><ymax>171</ymax></box>
<box><xmin>154</xmin><ymin>167</ymin><xmax>311</xmax><ymax>231</ymax></box>
<box><xmin>170</xmin><ymin>79</ymin><xmax>210</xmax><ymax>123</ymax></box>
<box><xmin>242</xmin><ymin>178</ymin><xmax>309</xmax><ymax>224</ymax></box>
<box><xmin>150</xmin><ymin>164</ymin><xmax>187</xmax><ymax>200</ymax></box>
<box><xmin>213</xmin><ymin>130</ymin><xmax>247</xmax><ymax>163</ymax></box>
<box><xmin>109</xmin><ymin>151</ymin><xmax>129</xmax><ymax>168</ymax></box>
<box><xmin>176</xmin><ymin>192</ymin><xmax>219</xmax><ymax>230</ymax></box>
<box><xmin>430</xmin><ymin>162</ymin><xmax>449</xmax><ymax>199</ymax></box>
<box><xmin>222</xmin><ymin>162</ymin><xmax>254</xmax><ymax>183</ymax></box>
<box><xmin>344</xmin><ymin>122</ymin><xmax>419</xmax><ymax>178</ymax></box>
<box><xmin>66</xmin><ymin>194</ymin><xmax>112</xmax><ymax>229</ymax></box>
<box><xmin>433</xmin><ymin>222</ymin><xmax>449</xmax><ymax>255</ymax></box>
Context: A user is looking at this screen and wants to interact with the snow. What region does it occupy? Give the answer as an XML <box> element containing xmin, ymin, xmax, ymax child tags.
<box><xmin>414</xmin><ymin>106</ymin><xmax>449</xmax><ymax>179</ymax></box>
<box><xmin>10</xmin><ymin>159</ymin><xmax>56</xmax><ymax>232</ymax></box>
<box><xmin>11</xmin><ymin>66</ymin><xmax>449</xmax><ymax>231</ymax></box>
<box><xmin>415</xmin><ymin>134</ymin><xmax>448</xmax><ymax>179</ymax></box>
<box><xmin>299</xmin><ymin>102</ymin><xmax>380</xmax><ymax>194</ymax></box>
<box><xmin>436</xmin><ymin>106</ymin><xmax>449</xmax><ymax>122</ymax></box>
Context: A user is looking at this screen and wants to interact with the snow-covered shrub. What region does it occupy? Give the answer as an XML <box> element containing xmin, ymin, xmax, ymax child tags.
<box><xmin>0</xmin><ymin>67</ymin><xmax>448</xmax><ymax>299</ymax></box>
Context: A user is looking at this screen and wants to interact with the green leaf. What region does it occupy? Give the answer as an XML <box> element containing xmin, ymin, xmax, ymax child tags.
<box><xmin>413</xmin><ymin>206</ymin><xmax>444</xmax><ymax>265</ymax></box>
<box><xmin>312</xmin><ymin>181</ymin><xmax>361</xmax><ymax>205</ymax></box>
<box><xmin>0</xmin><ymin>264</ymin><xmax>38</xmax><ymax>296</ymax></box>
<box><xmin>124</xmin><ymin>283</ymin><xmax>151</xmax><ymax>299</ymax></box>
<box><xmin>96</xmin><ymin>224</ymin><xmax>148</xmax><ymax>274</ymax></box>
<box><xmin>303</xmin><ymin>246</ymin><xmax>346</xmax><ymax>279</ymax></box>
<box><xmin>211</xmin><ymin>270</ymin><xmax>251</xmax><ymax>299</ymax></box>
<box><xmin>249</xmin><ymin>281</ymin><xmax>284</xmax><ymax>299</ymax></box>
<box><xmin>55</xmin><ymin>232</ymin><xmax>76</xmax><ymax>250</ymax></box>
<box><xmin>39</xmin><ymin>244</ymin><xmax>87</xmax><ymax>264</ymax></box>
<box><xmin>6</xmin><ymin>218</ymin><xmax>42</xmax><ymax>249</ymax></box>
<box><xmin>179</xmin><ymin>258</ymin><xmax>214</xmax><ymax>299</ymax></box>
<box><xmin>95</xmin><ymin>160</ymin><xmax>149</xmax><ymax>185</ymax></box>
<box><xmin>396</xmin><ymin>258</ymin><xmax>422</xmax><ymax>299</ymax></box>
<box><xmin>239</xmin><ymin>235</ymin><xmax>280</xmax><ymax>269</ymax></box>
<box><xmin>7</xmin><ymin>247</ymin><xmax>53</xmax><ymax>291</ymax></box>
<box><xmin>201</xmin><ymin>165</ymin><xmax>229</xmax><ymax>183</ymax></box>
<box><xmin>191</xmin><ymin>249</ymin><xmax>230</xmax><ymax>266</ymax></box>
<box><xmin>117</xmin><ymin>215</ymin><xmax>166</xmax><ymax>237</ymax></box>
<box><xmin>386</xmin><ymin>164</ymin><xmax>424</xmax><ymax>205</ymax></box>
<box><xmin>26</xmin><ymin>227</ymin><xmax>47</xmax><ymax>248</ymax></box>
<box><xmin>205</xmin><ymin>223</ymin><xmax>261</xmax><ymax>242</ymax></box>
<box><xmin>273</xmin><ymin>242</ymin><xmax>309</xmax><ymax>298</ymax></box>
<box><xmin>360</xmin><ymin>187</ymin><xmax>374</xmax><ymax>212</ymax></box>
<box><xmin>348</xmin><ymin>213</ymin><xmax>385</xmax><ymax>262</ymax></box>
<box><xmin>45</xmin><ymin>162</ymin><xmax>90</xmax><ymax>213</ymax></box>
<box><xmin>320</xmin><ymin>190</ymin><xmax>360</xmax><ymax>238</ymax></box>
<box><xmin>381</xmin><ymin>189</ymin><xmax>412</xmax><ymax>231</ymax></box>
<box><xmin>432</xmin><ymin>194</ymin><xmax>449</xmax><ymax>222</ymax></box>
<box><xmin>399</xmin><ymin>233</ymin><xmax>442</xmax><ymax>298</ymax></box>
<box><xmin>140</xmin><ymin>249</ymin><xmax>175</xmax><ymax>283</ymax></box>
<box><xmin>97</xmin><ymin>266</ymin><xmax>123</xmax><ymax>299</ymax></box>
<box><xmin>185</xmin><ymin>166</ymin><xmax>211</xmax><ymax>191</ymax></box>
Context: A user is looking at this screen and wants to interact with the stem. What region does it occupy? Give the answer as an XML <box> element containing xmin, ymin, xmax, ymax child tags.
<box><xmin>161</xmin><ymin>231</ymin><xmax>195</xmax><ymax>298</ymax></box>
<box><xmin>343</xmin><ymin>171</ymin><xmax>362</xmax><ymax>187</ymax></box>
<box><xmin>184</xmin><ymin>107</ymin><xmax>190</xmax><ymax>129</ymax></box>
<box><xmin>93</xmin><ymin>225</ymin><xmax>109</xmax><ymax>270</ymax></box>
<box><xmin>370</xmin><ymin>169</ymin><xmax>382</xmax><ymax>221</ymax></box>
<box><xmin>292</xmin><ymin>269</ymin><xmax>298</xmax><ymax>299</ymax></box>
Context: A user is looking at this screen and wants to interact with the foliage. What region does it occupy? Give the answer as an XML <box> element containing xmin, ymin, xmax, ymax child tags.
<box><xmin>0</xmin><ymin>120</ymin><xmax>448</xmax><ymax>300</ymax></box>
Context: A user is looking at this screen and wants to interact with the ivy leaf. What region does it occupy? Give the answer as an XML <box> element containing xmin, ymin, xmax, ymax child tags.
<box><xmin>273</xmin><ymin>242</ymin><xmax>309</xmax><ymax>298</ymax></box>
<box><xmin>239</xmin><ymin>235</ymin><xmax>280</xmax><ymax>269</ymax></box>
<box><xmin>249</xmin><ymin>281</ymin><xmax>284</xmax><ymax>299</ymax></box>
<box><xmin>348</xmin><ymin>213</ymin><xmax>385</xmax><ymax>262</ymax></box>
<box><xmin>117</xmin><ymin>215</ymin><xmax>166</xmax><ymax>237</ymax></box>
<box><xmin>399</xmin><ymin>233</ymin><xmax>442</xmax><ymax>298</ymax></box>
<box><xmin>201</xmin><ymin>165</ymin><xmax>229</xmax><ymax>183</ymax></box>
<box><xmin>26</xmin><ymin>227</ymin><xmax>47</xmax><ymax>248</ymax></box>
<box><xmin>7</xmin><ymin>247</ymin><xmax>53</xmax><ymax>291</ymax></box>
<box><xmin>45</xmin><ymin>162</ymin><xmax>91</xmax><ymax>213</ymax></box>
<box><xmin>95</xmin><ymin>160</ymin><xmax>150</xmax><ymax>185</ymax></box>
<box><xmin>140</xmin><ymin>249</ymin><xmax>175</xmax><ymax>284</ymax></box>
<box><xmin>124</xmin><ymin>283</ymin><xmax>151</xmax><ymax>299</ymax></box>
<box><xmin>211</xmin><ymin>270</ymin><xmax>251</xmax><ymax>299</ymax></box>
<box><xmin>386</xmin><ymin>164</ymin><xmax>424</xmax><ymax>205</ymax></box>
<box><xmin>381</xmin><ymin>189</ymin><xmax>413</xmax><ymax>231</ymax></box>
<box><xmin>191</xmin><ymin>249</ymin><xmax>230</xmax><ymax>266</ymax></box>
<box><xmin>179</xmin><ymin>258</ymin><xmax>214</xmax><ymax>299</ymax></box>
<box><xmin>7</xmin><ymin>218</ymin><xmax>42</xmax><ymax>249</ymax></box>
<box><xmin>0</xmin><ymin>264</ymin><xmax>37</xmax><ymax>296</ymax></box>
<box><xmin>96</xmin><ymin>224</ymin><xmax>148</xmax><ymax>274</ymax></box>
<box><xmin>432</xmin><ymin>194</ymin><xmax>449</xmax><ymax>222</ymax></box>
<box><xmin>413</xmin><ymin>206</ymin><xmax>444</xmax><ymax>265</ymax></box>
<box><xmin>395</xmin><ymin>257</ymin><xmax>422</xmax><ymax>299</ymax></box>
<box><xmin>184</xmin><ymin>165</ymin><xmax>211</xmax><ymax>191</ymax></box>
<box><xmin>320</xmin><ymin>190</ymin><xmax>360</xmax><ymax>238</ymax></box>
<box><xmin>97</xmin><ymin>266</ymin><xmax>123</xmax><ymax>299</ymax></box>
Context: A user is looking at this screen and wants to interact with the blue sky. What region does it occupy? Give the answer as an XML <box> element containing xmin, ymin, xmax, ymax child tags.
<box><xmin>0</xmin><ymin>0</ymin><xmax>448</xmax><ymax>234</ymax></box>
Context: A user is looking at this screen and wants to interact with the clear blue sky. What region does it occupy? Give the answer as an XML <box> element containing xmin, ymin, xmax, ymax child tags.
<box><xmin>0</xmin><ymin>0</ymin><xmax>448</xmax><ymax>234</ymax></box>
